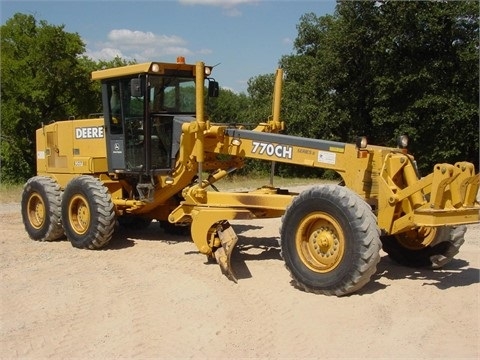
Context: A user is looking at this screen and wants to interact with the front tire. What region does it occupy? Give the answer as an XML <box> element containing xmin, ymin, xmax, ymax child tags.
<box><xmin>381</xmin><ymin>226</ymin><xmax>466</xmax><ymax>268</ymax></box>
<box><xmin>280</xmin><ymin>185</ymin><xmax>381</xmax><ymax>296</ymax></box>
<box><xmin>62</xmin><ymin>176</ymin><xmax>115</xmax><ymax>249</ymax></box>
<box><xmin>21</xmin><ymin>176</ymin><xmax>64</xmax><ymax>241</ymax></box>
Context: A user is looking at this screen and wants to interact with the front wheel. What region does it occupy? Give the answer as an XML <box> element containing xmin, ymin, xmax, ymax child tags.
<box><xmin>381</xmin><ymin>226</ymin><xmax>466</xmax><ymax>268</ymax></box>
<box><xmin>62</xmin><ymin>176</ymin><xmax>115</xmax><ymax>249</ymax></box>
<box><xmin>280</xmin><ymin>185</ymin><xmax>381</xmax><ymax>296</ymax></box>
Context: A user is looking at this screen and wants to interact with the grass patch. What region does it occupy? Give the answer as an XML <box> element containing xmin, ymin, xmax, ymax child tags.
<box><xmin>0</xmin><ymin>183</ymin><xmax>23</xmax><ymax>203</ymax></box>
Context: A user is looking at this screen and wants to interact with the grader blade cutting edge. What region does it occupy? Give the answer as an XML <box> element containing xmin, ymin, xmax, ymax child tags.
<box><xmin>214</xmin><ymin>221</ymin><xmax>239</xmax><ymax>283</ymax></box>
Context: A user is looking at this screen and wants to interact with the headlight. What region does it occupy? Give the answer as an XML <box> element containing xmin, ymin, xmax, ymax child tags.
<box><xmin>356</xmin><ymin>136</ymin><xmax>368</xmax><ymax>149</ymax></box>
<box><xmin>204</xmin><ymin>66</ymin><xmax>213</xmax><ymax>76</ymax></box>
<box><xmin>151</xmin><ymin>63</ymin><xmax>160</xmax><ymax>72</ymax></box>
<box><xmin>397</xmin><ymin>135</ymin><xmax>408</xmax><ymax>149</ymax></box>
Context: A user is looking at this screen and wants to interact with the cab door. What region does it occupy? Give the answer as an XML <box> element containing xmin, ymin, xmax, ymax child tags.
<box><xmin>102</xmin><ymin>77</ymin><xmax>146</xmax><ymax>172</ymax></box>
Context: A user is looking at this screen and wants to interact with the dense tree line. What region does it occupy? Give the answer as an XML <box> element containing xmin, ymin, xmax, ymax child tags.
<box><xmin>0</xmin><ymin>13</ymin><xmax>135</xmax><ymax>182</ymax></box>
<box><xmin>1</xmin><ymin>1</ymin><xmax>478</xmax><ymax>183</ymax></box>
<box><xmin>279</xmin><ymin>1</ymin><xmax>478</xmax><ymax>175</ymax></box>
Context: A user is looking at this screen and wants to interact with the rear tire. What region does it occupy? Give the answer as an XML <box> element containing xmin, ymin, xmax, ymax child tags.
<box><xmin>381</xmin><ymin>226</ymin><xmax>466</xmax><ymax>268</ymax></box>
<box><xmin>62</xmin><ymin>176</ymin><xmax>115</xmax><ymax>249</ymax></box>
<box><xmin>280</xmin><ymin>185</ymin><xmax>381</xmax><ymax>296</ymax></box>
<box><xmin>21</xmin><ymin>176</ymin><xmax>64</xmax><ymax>241</ymax></box>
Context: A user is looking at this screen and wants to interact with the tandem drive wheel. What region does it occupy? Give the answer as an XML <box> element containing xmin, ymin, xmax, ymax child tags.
<box><xmin>381</xmin><ymin>226</ymin><xmax>466</xmax><ymax>269</ymax></box>
<box><xmin>62</xmin><ymin>175</ymin><xmax>115</xmax><ymax>249</ymax></box>
<box><xmin>21</xmin><ymin>176</ymin><xmax>64</xmax><ymax>241</ymax></box>
<box><xmin>280</xmin><ymin>184</ymin><xmax>381</xmax><ymax>296</ymax></box>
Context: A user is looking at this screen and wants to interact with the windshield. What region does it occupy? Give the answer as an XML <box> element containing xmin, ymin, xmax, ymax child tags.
<box><xmin>148</xmin><ymin>75</ymin><xmax>196</xmax><ymax>114</ymax></box>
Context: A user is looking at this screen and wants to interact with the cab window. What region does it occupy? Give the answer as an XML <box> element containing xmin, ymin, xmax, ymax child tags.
<box><xmin>148</xmin><ymin>76</ymin><xmax>195</xmax><ymax>114</ymax></box>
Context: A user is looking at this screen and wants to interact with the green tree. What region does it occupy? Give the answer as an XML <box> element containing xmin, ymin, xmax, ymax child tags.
<box><xmin>245</xmin><ymin>73</ymin><xmax>278</xmax><ymax>124</ymax></box>
<box><xmin>243</xmin><ymin>70</ymin><xmax>328</xmax><ymax>178</ymax></box>
<box><xmin>368</xmin><ymin>1</ymin><xmax>479</xmax><ymax>172</ymax></box>
<box><xmin>207</xmin><ymin>87</ymin><xmax>249</xmax><ymax>124</ymax></box>
<box><xmin>280</xmin><ymin>1</ymin><xmax>479</xmax><ymax>174</ymax></box>
<box><xmin>1</xmin><ymin>13</ymin><xmax>95</xmax><ymax>183</ymax></box>
<box><xmin>280</xmin><ymin>12</ymin><xmax>353</xmax><ymax>144</ymax></box>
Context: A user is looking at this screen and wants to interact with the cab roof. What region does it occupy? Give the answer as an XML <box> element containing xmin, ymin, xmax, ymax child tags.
<box><xmin>91</xmin><ymin>61</ymin><xmax>198</xmax><ymax>80</ymax></box>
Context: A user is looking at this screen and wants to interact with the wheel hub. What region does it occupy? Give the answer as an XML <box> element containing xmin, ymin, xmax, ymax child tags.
<box><xmin>69</xmin><ymin>195</ymin><xmax>90</xmax><ymax>235</ymax></box>
<box><xmin>296</xmin><ymin>214</ymin><xmax>345</xmax><ymax>273</ymax></box>
<box><xmin>28</xmin><ymin>194</ymin><xmax>45</xmax><ymax>229</ymax></box>
<box><xmin>310</xmin><ymin>227</ymin><xmax>339</xmax><ymax>258</ymax></box>
<box><xmin>76</xmin><ymin>204</ymin><xmax>89</xmax><ymax>228</ymax></box>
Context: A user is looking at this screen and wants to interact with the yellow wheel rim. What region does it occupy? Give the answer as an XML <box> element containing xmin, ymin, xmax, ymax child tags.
<box><xmin>68</xmin><ymin>194</ymin><xmax>91</xmax><ymax>235</ymax></box>
<box><xmin>395</xmin><ymin>227</ymin><xmax>437</xmax><ymax>250</ymax></box>
<box><xmin>295</xmin><ymin>212</ymin><xmax>345</xmax><ymax>273</ymax></box>
<box><xmin>27</xmin><ymin>192</ymin><xmax>46</xmax><ymax>230</ymax></box>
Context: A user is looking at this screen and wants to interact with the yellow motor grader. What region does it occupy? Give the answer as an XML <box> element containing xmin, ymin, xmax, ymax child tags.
<box><xmin>22</xmin><ymin>58</ymin><xmax>480</xmax><ymax>296</ymax></box>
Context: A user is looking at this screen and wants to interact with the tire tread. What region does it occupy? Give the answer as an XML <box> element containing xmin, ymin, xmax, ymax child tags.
<box><xmin>21</xmin><ymin>176</ymin><xmax>64</xmax><ymax>241</ymax></box>
<box><xmin>280</xmin><ymin>184</ymin><xmax>381</xmax><ymax>296</ymax></box>
<box><xmin>62</xmin><ymin>175</ymin><xmax>115</xmax><ymax>249</ymax></box>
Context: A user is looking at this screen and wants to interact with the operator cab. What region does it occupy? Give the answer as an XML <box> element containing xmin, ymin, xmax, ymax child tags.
<box><xmin>104</xmin><ymin>73</ymin><xmax>194</xmax><ymax>173</ymax></box>
<box><xmin>93</xmin><ymin>60</ymin><xmax>218</xmax><ymax>175</ymax></box>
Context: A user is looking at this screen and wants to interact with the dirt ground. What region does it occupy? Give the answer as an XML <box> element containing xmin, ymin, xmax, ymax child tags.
<box><xmin>1</xmin><ymin>190</ymin><xmax>479</xmax><ymax>359</ymax></box>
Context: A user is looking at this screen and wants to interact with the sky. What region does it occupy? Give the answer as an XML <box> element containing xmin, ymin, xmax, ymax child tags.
<box><xmin>1</xmin><ymin>0</ymin><xmax>336</xmax><ymax>93</ymax></box>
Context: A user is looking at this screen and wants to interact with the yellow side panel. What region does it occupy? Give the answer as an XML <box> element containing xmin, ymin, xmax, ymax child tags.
<box><xmin>35</xmin><ymin>118</ymin><xmax>108</xmax><ymax>176</ymax></box>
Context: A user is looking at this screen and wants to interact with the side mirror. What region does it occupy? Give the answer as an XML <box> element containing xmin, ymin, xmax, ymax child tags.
<box><xmin>131</xmin><ymin>78</ymin><xmax>143</xmax><ymax>97</ymax></box>
<box><xmin>208</xmin><ymin>81</ymin><xmax>219</xmax><ymax>97</ymax></box>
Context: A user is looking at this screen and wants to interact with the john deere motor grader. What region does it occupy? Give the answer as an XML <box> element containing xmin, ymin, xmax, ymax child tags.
<box><xmin>22</xmin><ymin>58</ymin><xmax>480</xmax><ymax>296</ymax></box>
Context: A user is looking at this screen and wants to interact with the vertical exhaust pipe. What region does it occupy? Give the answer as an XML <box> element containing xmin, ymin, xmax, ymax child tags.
<box><xmin>269</xmin><ymin>68</ymin><xmax>284</xmax><ymax>185</ymax></box>
<box><xmin>271</xmin><ymin>68</ymin><xmax>284</xmax><ymax>131</ymax></box>
<box><xmin>195</xmin><ymin>62</ymin><xmax>206</xmax><ymax>183</ymax></box>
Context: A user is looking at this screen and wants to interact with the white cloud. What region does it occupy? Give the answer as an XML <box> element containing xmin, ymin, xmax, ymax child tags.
<box><xmin>108</xmin><ymin>29</ymin><xmax>157</xmax><ymax>45</ymax></box>
<box><xmin>85</xmin><ymin>47</ymin><xmax>125</xmax><ymax>60</ymax></box>
<box><xmin>85</xmin><ymin>29</ymin><xmax>208</xmax><ymax>62</ymax></box>
<box><xmin>107</xmin><ymin>29</ymin><xmax>186</xmax><ymax>50</ymax></box>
